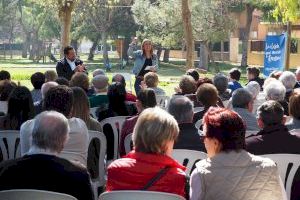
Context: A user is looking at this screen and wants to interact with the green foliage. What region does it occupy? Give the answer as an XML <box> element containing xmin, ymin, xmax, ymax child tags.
<box><xmin>272</xmin><ymin>0</ymin><xmax>300</xmax><ymax>22</ymax></box>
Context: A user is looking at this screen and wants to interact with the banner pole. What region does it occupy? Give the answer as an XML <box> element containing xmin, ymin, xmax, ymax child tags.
<box><xmin>285</xmin><ymin>21</ymin><xmax>292</xmax><ymax>71</ymax></box>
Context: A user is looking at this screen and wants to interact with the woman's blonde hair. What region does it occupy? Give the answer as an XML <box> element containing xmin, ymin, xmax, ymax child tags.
<box><xmin>70</xmin><ymin>87</ymin><xmax>90</xmax><ymax>125</ymax></box>
<box><xmin>141</xmin><ymin>39</ymin><xmax>154</xmax><ymax>56</ymax></box>
<box><xmin>133</xmin><ymin>107</ymin><xmax>179</xmax><ymax>154</ymax></box>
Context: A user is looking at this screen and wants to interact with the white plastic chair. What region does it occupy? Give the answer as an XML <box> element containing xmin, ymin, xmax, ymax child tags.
<box><xmin>262</xmin><ymin>154</ymin><xmax>300</xmax><ymax>200</ymax></box>
<box><xmin>194</xmin><ymin>107</ymin><xmax>204</xmax><ymax>113</ymax></box>
<box><xmin>245</xmin><ymin>130</ymin><xmax>258</xmax><ymax>138</ymax></box>
<box><xmin>156</xmin><ymin>95</ymin><xmax>170</xmax><ymax>109</ymax></box>
<box><xmin>59</xmin><ymin>151</ymin><xmax>86</xmax><ymax>166</ymax></box>
<box><xmin>99</xmin><ymin>116</ymin><xmax>127</xmax><ymax>160</ymax></box>
<box><xmin>100</xmin><ymin>191</ymin><xmax>185</xmax><ymax>200</ymax></box>
<box><xmin>0</xmin><ymin>189</ymin><xmax>77</xmax><ymax>200</ymax></box>
<box><xmin>172</xmin><ymin>149</ymin><xmax>207</xmax><ymax>175</ymax></box>
<box><xmin>0</xmin><ymin>130</ymin><xmax>21</xmax><ymax>161</ymax></box>
<box><xmin>112</xmin><ymin>73</ymin><xmax>133</xmax><ymax>92</ymax></box>
<box><xmin>195</xmin><ymin>119</ymin><xmax>203</xmax><ymax>130</ymax></box>
<box><xmin>90</xmin><ymin>107</ymin><xmax>99</xmax><ymax>119</ymax></box>
<box><xmin>124</xmin><ymin>133</ymin><xmax>133</xmax><ymax>155</ymax></box>
<box><xmin>88</xmin><ymin>131</ymin><xmax>107</xmax><ymax>199</ymax></box>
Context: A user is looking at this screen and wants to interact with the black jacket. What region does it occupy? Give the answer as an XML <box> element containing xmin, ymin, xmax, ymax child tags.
<box><xmin>0</xmin><ymin>154</ymin><xmax>94</xmax><ymax>200</ymax></box>
<box><xmin>56</xmin><ymin>58</ymin><xmax>83</xmax><ymax>80</ymax></box>
<box><xmin>174</xmin><ymin>123</ymin><xmax>206</xmax><ymax>152</ymax></box>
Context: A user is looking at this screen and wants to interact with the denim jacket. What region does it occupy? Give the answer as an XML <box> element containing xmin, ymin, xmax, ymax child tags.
<box><xmin>127</xmin><ymin>45</ymin><xmax>159</xmax><ymax>76</ymax></box>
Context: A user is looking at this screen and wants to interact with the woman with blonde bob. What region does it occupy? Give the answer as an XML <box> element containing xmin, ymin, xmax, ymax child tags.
<box><xmin>128</xmin><ymin>38</ymin><xmax>158</xmax><ymax>94</ymax></box>
<box><xmin>107</xmin><ymin>107</ymin><xmax>187</xmax><ymax>197</ymax></box>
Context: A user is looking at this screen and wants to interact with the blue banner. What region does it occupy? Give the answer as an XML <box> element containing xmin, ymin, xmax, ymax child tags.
<box><xmin>263</xmin><ymin>34</ymin><xmax>286</xmax><ymax>77</ymax></box>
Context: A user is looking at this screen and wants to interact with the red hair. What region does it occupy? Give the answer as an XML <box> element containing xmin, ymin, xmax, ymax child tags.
<box><xmin>203</xmin><ymin>107</ymin><xmax>246</xmax><ymax>151</ymax></box>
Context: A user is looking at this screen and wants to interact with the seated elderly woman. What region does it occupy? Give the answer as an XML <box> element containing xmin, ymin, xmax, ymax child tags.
<box><xmin>286</xmin><ymin>89</ymin><xmax>300</xmax><ymax>130</ymax></box>
<box><xmin>107</xmin><ymin>107</ymin><xmax>187</xmax><ymax>197</ymax></box>
<box><xmin>190</xmin><ymin>107</ymin><xmax>285</xmax><ymax>200</ymax></box>
<box><xmin>264</xmin><ymin>80</ymin><xmax>289</xmax><ymax>115</ymax></box>
<box><xmin>213</xmin><ymin>73</ymin><xmax>231</xmax><ymax>102</ymax></box>
<box><xmin>245</xmin><ymin>81</ymin><xmax>262</xmax><ymax>114</ymax></box>
<box><xmin>175</xmin><ymin>75</ymin><xmax>200</xmax><ymax>106</ymax></box>
<box><xmin>143</xmin><ymin>72</ymin><xmax>166</xmax><ymax>96</ymax></box>
<box><xmin>279</xmin><ymin>71</ymin><xmax>297</xmax><ymax>102</ymax></box>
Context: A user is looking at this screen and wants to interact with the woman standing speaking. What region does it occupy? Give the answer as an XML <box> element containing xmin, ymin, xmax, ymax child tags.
<box><xmin>128</xmin><ymin>38</ymin><xmax>158</xmax><ymax>95</ymax></box>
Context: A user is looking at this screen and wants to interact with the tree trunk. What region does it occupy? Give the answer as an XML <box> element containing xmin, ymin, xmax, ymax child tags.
<box><xmin>221</xmin><ymin>41</ymin><xmax>224</xmax><ymax>62</ymax></box>
<box><xmin>198</xmin><ymin>41</ymin><xmax>208</xmax><ymax>70</ymax></box>
<box><xmin>181</xmin><ymin>0</ymin><xmax>194</xmax><ymax>69</ymax></box>
<box><xmin>163</xmin><ymin>48</ymin><xmax>170</xmax><ymax>62</ymax></box>
<box><xmin>101</xmin><ymin>31</ymin><xmax>109</xmax><ymax>65</ymax></box>
<box><xmin>241</xmin><ymin>4</ymin><xmax>254</xmax><ymax>68</ymax></box>
<box><xmin>88</xmin><ymin>35</ymin><xmax>100</xmax><ymax>61</ymax></box>
<box><xmin>22</xmin><ymin>33</ymin><xmax>30</xmax><ymax>58</ymax></box>
<box><xmin>156</xmin><ymin>45</ymin><xmax>162</xmax><ymax>62</ymax></box>
<box><xmin>71</xmin><ymin>39</ymin><xmax>79</xmax><ymax>53</ymax></box>
<box><xmin>59</xmin><ymin>3</ymin><xmax>74</xmax><ymax>58</ymax></box>
<box><xmin>207</xmin><ymin>42</ymin><xmax>219</xmax><ymax>72</ymax></box>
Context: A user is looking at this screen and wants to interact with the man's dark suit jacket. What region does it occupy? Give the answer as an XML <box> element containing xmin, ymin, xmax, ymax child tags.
<box><xmin>56</xmin><ymin>58</ymin><xmax>83</xmax><ymax>80</ymax></box>
<box><xmin>0</xmin><ymin>154</ymin><xmax>94</xmax><ymax>200</ymax></box>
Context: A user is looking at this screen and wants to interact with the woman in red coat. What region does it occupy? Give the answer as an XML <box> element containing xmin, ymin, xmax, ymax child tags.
<box><xmin>107</xmin><ymin>107</ymin><xmax>187</xmax><ymax>197</ymax></box>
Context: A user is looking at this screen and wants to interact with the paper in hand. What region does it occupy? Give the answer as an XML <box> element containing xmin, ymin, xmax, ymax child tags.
<box><xmin>145</xmin><ymin>65</ymin><xmax>157</xmax><ymax>71</ymax></box>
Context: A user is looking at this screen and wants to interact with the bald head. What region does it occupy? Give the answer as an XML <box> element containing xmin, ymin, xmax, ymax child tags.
<box><xmin>168</xmin><ymin>96</ymin><xmax>194</xmax><ymax>124</ymax></box>
<box><xmin>32</xmin><ymin>111</ymin><xmax>69</xmax><ymax>153</ymax></box>
<box><xmin>41</xmin><ymin>81</ymin><xmax>58</xmax><ymax>99</ymax></box>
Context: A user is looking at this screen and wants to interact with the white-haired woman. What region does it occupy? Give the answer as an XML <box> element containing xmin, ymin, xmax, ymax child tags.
<box><xmin>128</xmin><ymin>38</ymin><xmax>158</xmax><ymax>94</ymax></box>
<box><xmin>245</xmin><ymin>81</ymin><xmax>262</xmax><ymax>114</ymax></box>
<box><xmin>279</xmin><ymin>71</ymin><xmax>297</xmax><ymax>102</ymax></box>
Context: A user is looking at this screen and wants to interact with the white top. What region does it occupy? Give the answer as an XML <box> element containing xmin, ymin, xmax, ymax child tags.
<box><xmin>66</xmin><ymin>58</ymin><xmax>76</xmax><ymax>71</ymax></box>
<box><xmin>0</xmin><ymin>101</ymin><xmax>8</xmax><ymax>114</ymax></box>
<box><xmin>20</xmin><ymin>117</ymin><xmax>89</xmax><ymax>164</ymax></box>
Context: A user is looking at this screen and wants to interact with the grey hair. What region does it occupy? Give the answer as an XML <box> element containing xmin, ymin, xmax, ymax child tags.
<box><xmin>232</xmin><ymin>88</ymin><xmax>253</xmax><ymax>109</ymax></box>
<box><xmin>279</xmin><ymin>71</ymin><xmax>296</xmax><ymax>90</ymax></box>
<box><xmin>92</xmin><ymin>69</ymin><xmax>106</xmax><ymax>77</ymax></box>
<box><xmin>168</xmin><ymin>96</ymin><xmax>194</xmax><ymax>123</ymax></box>
<box><xmin>245</xmin><ymin>81</ymin><xmax>260</xmax><ymax>99</ymax></box>
<box><xmin>41</xmin><ymin>81</ymin><xmax>58</xmax><ymax>99</ymax></box>
<box><xmin>213</xmin><ymin>73</ymin><xmax>229</xmax><ymax>94</ymax></box>
<box><xmin>32</xmin><ymin>111</ymin><xmax>70</xmax><ymax>153</ymax></box>
<box><xmin>257</xmin><ymin>100</ymin><xmax>284</xmax><ymax>126</ymax></box>
<box><xmin>264</xmin><ymin>80</ymin><xmax>286</xmax><ymax>101</ymax></box>
<box><xmin>92</xmin><ymin>75</ymin><xmax>109</xmax><ymax>90</ymax></box>
<box><xmin>295</xmin><ymin>68</ymin><xmax>300</xmax><ymax>76</ymax></box>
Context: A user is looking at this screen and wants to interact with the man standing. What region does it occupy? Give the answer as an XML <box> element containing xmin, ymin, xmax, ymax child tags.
<box><xmin>56</xmin><ymin>46</ymin><xmax>86</xmax><ymax>80</ymax></box>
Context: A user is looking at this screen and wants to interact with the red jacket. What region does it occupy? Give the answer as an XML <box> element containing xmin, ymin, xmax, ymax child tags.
<box><xmin>107</xmin><ymin>151</ymin><xmax>187</xmax><ymax>197</ymax></box>
<box><xmin>125</xmin><ymin>92</ymin><xmax>137</xmax><ymax>102</ymax></box>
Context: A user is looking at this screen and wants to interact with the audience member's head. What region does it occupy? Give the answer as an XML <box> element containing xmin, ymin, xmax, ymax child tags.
<box><xmin>92</xmin><ymin>69</ymin><xmax>106</xmax><ymax>77</ymax></box>
<box><xmin>108</xmin><ymin>82</ymin><xmax>128</xmax><ymax>116</ymax></box>
<box><xmin>196</xmin><ymin>83</ymin><xmax>218</xmax><ymax>108</ymax></box>
<box><xmin>133</xmin><ymin>107</ymin><xmax>179</xmax><ymax>156</ymax></box>
<box><xmin>213</xmin><ymin>73</ymin><xmax>228</xmax><ymax>94</ymax></box>
<box><xmin>44</xmin><ymin>70</ymin><xmax>58</xmax><ymax>82</ymax></box>
<box><xmin>0</xmin><ymin>80</ymin><xmax>16</xmax><ymax>101</ymax></box>
<box><xmin>112</xmin><ymin>74</ymin><xmax>126</xmax><ymax>87</ymax></box>
<box><xmin>269</xmin><ymin>70</ymin><xmax>282</xmax><ymax>79</ymax></box>
<box><xmin>55</xmin><ymin>77</ymin><xmax>69</xmax><ymax>86</ymax></box>
<box><xmin>43</xmin><ymin>85</ymin><xmax>73</xmax><ymax>118</ymax></box>
<box><xmin>31</xmin><ymin>72</ymin><xmax>45</xmax><ymax>90</ymax></box>
<box><xmin>203</xmin><ymin>107</ymin><xmax>246</xmax><ymax>157</ymax></box>
<box><xmin>92</xmin><ymin>75</ymin><xmax>109</xmax><ymax>93</ymax></box>
<box><xmin>168</xmin><ymin>96</ymin><xmax>194</xmax><ymax>124</ymax></box>
<box><xmin>179</xmin><ymin>75</ymin><xmax>197</xmax><ymax>95</ymax></box>
<box><xmin>144</xmin><ymin>72</ymin><xmax>159</xmax><ymax>88</ymax></box>
<box><xmin>136</xmin><ymin>89</ymin><xmax>156</xmax><ymax>113</ymax></box>
<box><xmin>289</xmin><ymin>89</ymin><xmax>300</xmax><ymax>120</ymax></box>
<box><xmin>232</xmin><ymin>88</ymin><xmax>253</xmax><ymax>112</ymax></box>
<box><xmin>295</xmin><ymin>68</ymin><xmax>300</xmax><ymax>82</ymax></box>
<box><xmin>263</xmin><ymin>77</ymin><xmax>277</xmax><ymax>89</ymax></box>
<box><xmin>64</xmin><ymin>46</ymin><xmax>76</xmax><ymax>61</ymax></box>
<box><xmin>264</xmin><ymin>80</ymin><xmax>286</xmax><ymax>101</ymax></box>
<box><xmin>70</xmin><ymin>87</ymin><xmax>90</xmax><ymax>124</ymax></box>
<box><xmin>257</xmin><ymin>100</ymin><xmax>285</xmax><ymax>128</ymax></box>
<box><xmin>246</xmin><ymin>66</ymin><xmax>260</xmax><ymax>80</ymax></box>
<box><xmin>186</xmin><ymin>69</ymin><xmax>200</xmax><ymax>82</ymax></box>
<box><xmin>198</xmin><ymin>77</ymin><xmax>213</xmax><ymax>87</ymax></box>
<box><xmin>0</xmin><ymin>70</ymin><xmax>11</xmax><ymax>81</ymax></box>
<box><xmin>31</xmin><ymin>111</ymin><xmax>70</xmax><ymax>154</ymax></box>
<box><xmin>279</xmin><ymin>71</ymin><xmax>296</xmax><ymax>91</ymax></box>
<box><xmin>245</xmin><ymin>81</ymin><xmax>260</xmax><ymax>100</ymax></box>
<box><xmin>229</xmin><ymin>68</ymin><xmax>241</xmax><ymax>81</ymax></box>
<box><xmin>41</xmin><ymin>81</ymin><xmax>58</xmax><ymax>99</ymax></box>
<box><xmin>69</xmin><ymin>72</ymin><xmax>89</xmax><ymax>92</ymax></box>
<box><xmin>6</xmin><ymin>86</ymin><xmax>35</xmax><ymax>129</ymax></box>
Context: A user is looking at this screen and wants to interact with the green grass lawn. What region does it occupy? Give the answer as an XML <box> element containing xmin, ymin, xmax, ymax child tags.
<box><xmin>0</xmin><ymin>54</ymin><xmax>248</xmax><ymax>96</ymax></box>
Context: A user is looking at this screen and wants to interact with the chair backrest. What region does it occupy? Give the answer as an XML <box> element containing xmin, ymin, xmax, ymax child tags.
<box><xmin>194</xmin><ymin>107</ymin><xmax>204</xmax><ymax>113</ymax></box>
<box><xmin>172</xmin><ymin>149</ymin><xmax>207</xmax><ymax>175</ymax></box>
<box><xmin>0</xmin><ymin>130</ymin><xmax>21</xmax><ymax>161</ymax></box>
<box><xmin>0</xmin><ymin>189</ymin><xmax>77</xmax><ymax>200</ymax></box>
<box><xmin>100</xmin><ymin>191</ymin><xmax>185</xmax><ymax>200</ymax></box>
<box><xmin>88</xmin><ymin>131</ymin><xmax>107</xmax><ymax>198</ymax></box>
<box><xmin>262</xmin><ymin>154</ymin><xmax>300</xmax><ymax>200</ymax></box>
<box><xmin>245</xmin><ymin>130</ymin><xmax>258</xmax><ymax>138</ymax></box>
<box><xmin>99</xmin><ymin>116</ymin><xmax>127</xmax><ymax>160</ymax></box>
<box><xmin>59</xmin><ymin>151</ymin><xmax>86</xmax><ymax>166</ymax></box>
<box><xmin>124</xmin><ymin>133</ymin><xmax>133</xmax><ymax>155</ymax></box>
<box><xmin>90</xmin><ymin>107</ymin><xmax>99</xmax><ymax>119</ymax></box>
<box><xmin>156</xmin><ymin>95</ymin><xmax>170</xmax><ymax>109</ymax></box>
<box><xmin>195</xmin><ymin>119</ymin><xmax>203</xmax><ymax>130</ymax></box>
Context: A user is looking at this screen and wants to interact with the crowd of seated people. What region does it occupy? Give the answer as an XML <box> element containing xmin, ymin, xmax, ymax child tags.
<box><xmin>0</xmin><ymin>64</ymin><xmax>300</xmax><ymax>200</ymax></box>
